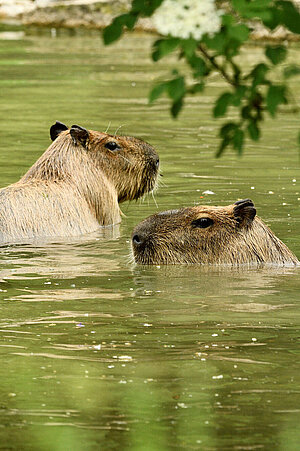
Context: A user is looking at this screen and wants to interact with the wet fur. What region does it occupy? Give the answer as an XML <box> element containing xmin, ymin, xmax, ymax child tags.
<box><xmin>0</xmin><ymin>127</ymin><xmax>159</xmax><ymax>243</ymax></box>
<box><xmin>132</xmin><ymin>201</ymin><xmax>299</xmax><ymax>266</ymax></box>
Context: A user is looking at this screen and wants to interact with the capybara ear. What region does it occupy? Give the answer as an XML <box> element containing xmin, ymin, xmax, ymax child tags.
<box><xmin>233</xmin><ymin>199</ymin><xmax>256</xmax><ymax>227</ymax></box>
<box><xmin>70</xmin><ymin>125</ymin><xmax>89</xmax><ymax>149</ymax></box>
<box><xmin>50</xmin><ymin>121</ymin><xmax>68</xmax><ymax>141</ymax></box>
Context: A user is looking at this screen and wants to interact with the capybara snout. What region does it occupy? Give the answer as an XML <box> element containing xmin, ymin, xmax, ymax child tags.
<box><xmin>132</xmin><ymin>199</ymin><xmax>299</xmax><ymax>266</ymax></box>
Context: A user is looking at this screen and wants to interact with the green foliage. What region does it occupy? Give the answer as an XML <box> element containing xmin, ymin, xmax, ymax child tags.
<box><xmin>276</xmin><ymin>0</ymin><xmax>300</xmax><ymax>34</ymax></box>
<box><xmin>266</xmin><ymin>84</ymin><xmax>287</xmax><ymax>116</ymax></box>
<box><xmin>152</xmin><ymin>38</ymin><xmax>181</xmax><ymax>61</ymax></box>
<box><xmin>103</xmin><ymin>0</ymin><xmax>164</xmax><ymax>45</ymax></box>
<box><xmin>248</xmin><ymin>63</ymin><xmax>270</xmax><ymax>87</ymax></box>
<box><xmin>284</xmin><ymin>64</ymin><xmax>300</xmax><ymax>79</ymax></box>
<box><xmin>265</xmin><ymin>45</ymin><xmax>287</xmax><ymax>65</ymax></box>
<box><xmin>167</xmin><ymin>73</ymin><xmax>185</xmax><ymax>102</ymax></box>
<box><xmin>214</xmin><ymin>92</ymin><xmax>235</xmax><ymax>118</ymax></box>
<box><xmin>131</xmin><ymin>0</ymin><xmax>164</xmax><ymax>16</ymax></box>
<box><xmin>186</xmin><ymin>54</ymin><xmax>208</xmax><ymax>77</ymax></box>
<box><xmin>247</xmin><ymin>120</ymin><xmax>260</xmax><ymax>141</ymax></box>
<box><xmin>149</xmin><ymin>73</ymin><xmax>185</xmax><ymax>117</ymax></box>
<box><xmin>103</xmin><ymin>13</ymin><xmax>137</xmax><ymax>45</ymax></box>
<box><xmin>149</xmin><ymin>82</ymin><xmax>167</xmax><ymax>103</ymax></box>
<box><xmin>103</xmin><ymin>0</ymin><xmax>300</xmax><ymax>156</ymax></box>
<box><xmin>213</xmin><ymin>86</ymin><xmax>247</xmax><ymax>118</ymax></box>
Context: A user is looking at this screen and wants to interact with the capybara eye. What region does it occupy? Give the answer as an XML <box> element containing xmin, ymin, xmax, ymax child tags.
<box><xmin>191</xmin><ymin>217</ymin><xmax>214</xmax><ymax>228</ymax></box>
<box><xmin>105</xmin><ymin>141</ymin><xmax>120</xmax><ymax>151</ymax></box>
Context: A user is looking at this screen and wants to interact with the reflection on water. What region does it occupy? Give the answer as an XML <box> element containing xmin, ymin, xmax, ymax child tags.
<box><xmin>0</xmin><ymin>225</ymin><xmax>120</xmax><ymax>279</ymax></box>
<box><xmin>0</xmin><ymin>24</ymin><xmax>300</xmax><ymax>450</ymax></box>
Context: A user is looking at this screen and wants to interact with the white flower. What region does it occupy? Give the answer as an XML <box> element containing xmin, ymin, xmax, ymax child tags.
<box><xmin>153</xmin><ymin>0</ymin><xmax>223</xmax><ymax>41</ymax></box>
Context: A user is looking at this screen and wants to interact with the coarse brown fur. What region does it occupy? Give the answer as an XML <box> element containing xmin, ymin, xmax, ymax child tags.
<box><xmin>0</xmin><ymin>123</ymin><xmax>159</xmax><ymax>243</ymax></box>
<box><xmin>131</xmin><ymin>199</ymin><xmax>299</xmax><ymax>266</ymax></box>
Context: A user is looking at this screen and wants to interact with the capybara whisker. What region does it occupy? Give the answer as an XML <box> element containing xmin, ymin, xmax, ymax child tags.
<box><xmin>118</xmin><ymin>154</ymin><xmax>132</xmax><ymax>166</ymax></box>
<box><xmin>131</xmin><ymin>199</ymin><xmax>299</xmax><ymax>267</ymax></box>
<box><xmin>157</xmin><ymin>176</ymin><xmax>165</xmax><ymax>188</ymax></box>
<box><xmin>105</xmin><ymin>121</ymin><xmax>111</xmax><ymax>133</ymax></box>
<box><xmin>0</xmin><ymin>121</ymin><xmax>159</xmax><ymax>244</ymax></box>
<box><xmin>151</xmin><ymin>191</ymin><xmax>159</xmax><ymax>209</ymax></box>
<box><xmin>126</xmin><ymin>248</ymin><xmax>135</xmax><ymax>265</ymax></box>
<box><xmin>114</xmin><ymin>124</ymin><xmax>125</xmax><ymax>136</ymax></box>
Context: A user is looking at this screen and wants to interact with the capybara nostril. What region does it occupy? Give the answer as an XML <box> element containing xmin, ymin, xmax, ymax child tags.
<box><xmin>132</xmin><ymin>234</ymin><xmax>143</xmax><ymax>246</ymax></box>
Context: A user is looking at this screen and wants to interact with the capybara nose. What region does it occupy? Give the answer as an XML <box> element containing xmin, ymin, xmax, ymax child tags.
<box><xmin>132</xmin><ymin>234</ymin><xmax>144</xmax><ymax>246</ymax></box>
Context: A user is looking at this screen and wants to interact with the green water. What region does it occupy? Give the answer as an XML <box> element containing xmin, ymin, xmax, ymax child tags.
<box><xmin>1</xmin><ymin>25</ymin><xmax>300</xmax><ymax>450</ymax></box>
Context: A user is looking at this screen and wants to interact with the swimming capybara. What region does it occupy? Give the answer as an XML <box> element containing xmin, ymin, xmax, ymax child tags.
<box><xmin>131</xmin><ymin>199</ymin><xmax>299</xmax><ymax>266</ymax></box>
<box><xmin>0</xmin><ymin>121</ymin><xmax>159</xmax><ymax>243</ymax></box>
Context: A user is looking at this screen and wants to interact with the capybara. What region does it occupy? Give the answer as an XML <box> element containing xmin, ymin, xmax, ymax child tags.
<box><xmin>131</xmin><ymin>199</ymin><xmax>299</xmax><ymax>266</ymax></box>
<box><xmin>0</xmin><ymin>121</ymin><xmax>159</xmax><ymax>243</ymax></box>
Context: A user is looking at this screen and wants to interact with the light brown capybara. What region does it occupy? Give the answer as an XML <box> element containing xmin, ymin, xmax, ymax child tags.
<box><xmin>131</xmin><ymin>199</ymin><xmax>299</xmax><ymax>266</ymax></box>
<box><xmin>0</xmin><ymin>121</ymin><xmax>159</xmax><ymax>243</ymax></box>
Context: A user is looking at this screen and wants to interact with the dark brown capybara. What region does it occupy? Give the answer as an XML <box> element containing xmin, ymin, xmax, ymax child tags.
<box><xmin>131</xmin><ymin>199</ymin><xmax>299</xmax><ymax>266</ymax></box>
<box><xmin>0</xmin><ymin>121</ymin><xmax>159</xmax><ymax>243</ymax></box>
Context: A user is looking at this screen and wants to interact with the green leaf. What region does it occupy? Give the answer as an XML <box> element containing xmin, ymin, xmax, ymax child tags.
<box><xmin>115</xmin><ymin>13</ymin><xmax>138</xmax><ymax>30</ymax></box>
<box><xmin>248</xmin><ymin>63</ymin><xmax>269</xmax><ymax>87</ymax></box>
<box><xmin>227</xmin><ymin>24</ymin><xmax>250</xmax><ymax>43</ymax></box>
<box><xmin>265</xmin><ymin>46</ymin><xmax>287</xmax><ymax>65</ymax></box>
<box><xmin>149</xmin><ymin>82</ymin><xmax>167</xmax><ymax>103</ymax></box>
<box><xmin>247</xmin><ymin>121</ymin><xmax>260</xmax><ymax>141</ymax></box>
<box><xmin>131</xmin><ymin>0</ymin><xmax>145</xmax><ymax>13</ymax></box>
<box><xmin>277</xmin><ymin>1</ymin><xmax>300</xmax><ymax>34</ymax></box>
<box><xmin>213</xmin><ymin>87</ymin><xmax>247</xmax><ymax>118</ymax></box>
<box><xmin>217</xmin><ymin>123</ymin><xmax>243</xmax><ymax>156</ymax></box>
<box><xmin>202</xmin><ymin>33</ymin><xmax>226</xmax><ymax>54</ymax></box>
<box><xmin>216</xmin><ymin>136</ymin><xmax>231</xmax><ymax>158</ymax></box>
<box><xmin>298</xmin><ymin>130</ymin><xmax>300</xmax><ymax>147</ymax></box>
<box><xmin>233</xmin><ymin>128</ymin><xmax>244</xmax><ymax>154</ymax></box>
<box><xmin>181</xmin><ymin>39</ymin><xmax>197</xmax><ymax>58</ymax></box>
<box><xmin>152</xmin><ymin>38</ymin><xmax>181</xmax><ymax>61</ymax></box>
<box><xmin>222</xmin><ymin>14</ymin><xmax>234</xmax><ymax>26</ymax></box>
<box><xmin>232</xmin><ymin>0</ymin><xmax>273</xmax><ymax>21</ymax></box>
<box><xmin>167</xmin><ymin>76</ymin><xmax>185</xmax><ymax>102</ymax></box>
<box><xmin>263</xmin><ymin>7</ymin><xmax>281</xmax><ymax>30</ymax></box>
<box><xmin>213</xmin><ymin>92</ymin><xmax>234</xmax><ymax>118</ymax></box>
<box><xmin>233</xmin><ymin>0</ymin><xmax>272</xmax><ymax>12</ymax></box>
<box><xmin>103</xmin><ymin>22</ymin><xmax>123</xmax><ymax>45</ymax></box>
<box><xmin>171</xmin><ymin>97</ymin><xmax>184</xmax><ymax>118</ymax></box>
<box><xmin>266</xmin><ymin>84</ymin><xmax>287</xmax><ymax>116</ymax></box>
<box><xmin>188</xmin><ymin>82</ymin><xmax>204</xmax><ymax>94</ymax></box>
<box><xmin>186</xmin><ymin>54</ymin><xmax>207</xmax><ymax>77</ymax></box>
<box><xmin>231</xmin><ymin>86</ymin><xmax>247</xmax><ymax>106</ymax></box>
<box><xmin>220</xmin><ymin>122</ymin><xmax>237</xmax><ymax>138</ymax></box>
<box><xmin>283</xmin><ymin>65</ymin><xmax>300</xmax><ymax>79</ymax></box>
<box><xmin>242</xmin><ymin>105</ymin><xmax>252</xmax><ymax>119</ymax></box>
<box><xmin>103</xmin><ymin>14</ymin><xmax>137</xmax><ymax>45</ymax></box>
<box><xmin>131</xmin><ymin>0</ymin><xmax>164</xmax><ymax>16</ymax></box>
<box><xmin>125</xmin><ymin>14</ymin><xmax>137</xmax><ymax>30</ymax></box>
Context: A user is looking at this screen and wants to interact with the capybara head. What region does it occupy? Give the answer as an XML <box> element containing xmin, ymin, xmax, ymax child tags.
<box><xmin>24</xmin><ymin>121</ymin><xmax>160</xmax><ymax>203</ymax></box>
<box><xmin>131</xmin><ymin>199</ymin><xmax>299</xmax><ymax>266</ymax></box>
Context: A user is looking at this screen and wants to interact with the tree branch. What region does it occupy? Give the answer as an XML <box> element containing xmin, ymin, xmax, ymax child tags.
<box><xmin>198</xmin><ymin>44</ymin><xmax>237</xmax><ymax>87</ymax></box>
